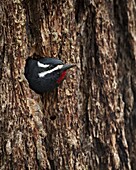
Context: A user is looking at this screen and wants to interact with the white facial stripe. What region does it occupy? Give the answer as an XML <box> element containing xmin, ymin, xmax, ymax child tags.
<box><xmin>37</xmin><ymin>61</ymin><xmax>50</xmax><ymax>68</ymax></box>
<box><xmin>38</xmin><ymin>65</ymin><xmax>63</xmax><ymax>77</ymax></box>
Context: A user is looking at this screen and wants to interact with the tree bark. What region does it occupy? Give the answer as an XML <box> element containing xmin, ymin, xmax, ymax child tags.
<box><xmin>0</xmin><ymin>0</ymin><xmax>136</xmax><ymax>170</ymax></box>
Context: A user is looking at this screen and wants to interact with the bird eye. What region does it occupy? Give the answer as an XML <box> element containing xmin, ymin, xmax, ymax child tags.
<box><xmin>48</xmin><ymin>65</ymin><xmax>54</xmax><ymax>69</ymax></box>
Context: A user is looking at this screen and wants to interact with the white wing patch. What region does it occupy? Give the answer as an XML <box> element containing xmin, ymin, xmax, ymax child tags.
<box><xmin>37</xmin><ymin>61</ymin><xmax>50</xmax><ymax>68</ymax></box>
<box><xmin>38</xmin><ymin>65</ymin><xmax>63</xmax><ymax>77</ymax></box>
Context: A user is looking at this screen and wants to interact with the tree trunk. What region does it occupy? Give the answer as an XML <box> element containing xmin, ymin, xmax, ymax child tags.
<box><xmin>0</xmin><ymin>0</ymin><xmax>136</xmax><ymax>169</ymax></box>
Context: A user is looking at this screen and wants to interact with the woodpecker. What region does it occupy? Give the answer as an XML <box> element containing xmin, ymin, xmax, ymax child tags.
<box><xmin>24</xmin><ymin>57</ymin><xmax>75</xmax><ymax>94</ymax></box>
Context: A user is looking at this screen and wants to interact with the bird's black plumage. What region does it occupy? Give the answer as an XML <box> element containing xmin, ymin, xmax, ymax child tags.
<box><xmin>38</xmin><ymin>57</ymin><xmax>63</xmax><ymax>65</ymax></box>
<box><xmin>24</xmin><ymin>57</ymin><xmax>75</xmax><ymax>94</ymax></box>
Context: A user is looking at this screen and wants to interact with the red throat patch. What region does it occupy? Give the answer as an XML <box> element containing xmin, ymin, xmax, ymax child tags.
<box><xmin>57</xmin><ymin>71</ymin><xmax>67</xmax><ymax>84</ymax></box>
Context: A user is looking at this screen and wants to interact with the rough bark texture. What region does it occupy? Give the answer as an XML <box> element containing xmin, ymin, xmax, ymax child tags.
<box><xmin>0</xmin><ymin>0</ymin><xmax>136</xmax><ymax>170</ymax></box>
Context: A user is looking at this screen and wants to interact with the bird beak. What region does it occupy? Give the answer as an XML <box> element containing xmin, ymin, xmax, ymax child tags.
<box><xmin>62</xmin><ymin>64</ymin><xmax>76</xmax><ymax>71</ymax></box>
